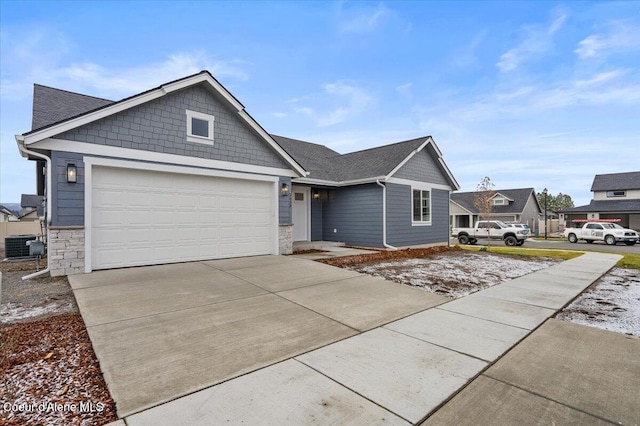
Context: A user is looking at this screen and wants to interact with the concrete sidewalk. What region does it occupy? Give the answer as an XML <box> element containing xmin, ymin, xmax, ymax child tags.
<box><xmin>123</xmin><ymin>252</ymin><xmax>633</xmax><ymax>425</ymax></box>
<box><xmin>424</xmin><ymin>319</ymin><xmax>639</xmax><ymax>425</ymax></box>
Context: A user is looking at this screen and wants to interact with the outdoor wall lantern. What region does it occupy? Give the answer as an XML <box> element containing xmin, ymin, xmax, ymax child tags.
<box><xmin>66</xmin><ymin>163</ymin><xmax>77</xmax><ymax>183</ymax></box>
<box><xmin>281</xmin><ymin>183</ymin><xmax>289</xmax><ymax>196</ymax></box>
<box><xmin>313</xmin><ymin>190</ymin><xmax>320</xmax><ymax>199</ymax></box>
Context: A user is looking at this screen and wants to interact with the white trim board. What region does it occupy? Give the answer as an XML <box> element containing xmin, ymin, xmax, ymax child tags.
<box><xmin>386</xmin><ymin>136</ymin><xmax>460</xmax><ymax>190</ymax></box>
<box><xmin>83</xmin><ymin>157</ymin><xmax>279</xmax><ymax>273</ymax></box>
<box><xmin>386</xmin><ymin>177</ymin><xmax>453</xmax><ymax>191</ymax></box>
<box><xmin>33</xmin><ymin>138</ymin><xmax>299</xmax><ymax>177</ymax></box>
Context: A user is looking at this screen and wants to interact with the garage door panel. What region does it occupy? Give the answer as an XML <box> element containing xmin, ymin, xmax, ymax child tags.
<box><xmin>91</xmin><ymin>166</ymin><xmax>275</xmax><ymax>270</ymax></box>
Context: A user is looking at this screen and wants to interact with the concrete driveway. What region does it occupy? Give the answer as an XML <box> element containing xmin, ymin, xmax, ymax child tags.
<box><xmin>68</xmin><ymin>255</ymin><xmax>446</xmax><ymax>417</ymax></box>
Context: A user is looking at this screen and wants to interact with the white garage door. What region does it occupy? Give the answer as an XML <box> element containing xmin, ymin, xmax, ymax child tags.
<box><xmin>91</xmin><ymin>166</ymin><xmax>275</xmax><ymax>270</ymax></box>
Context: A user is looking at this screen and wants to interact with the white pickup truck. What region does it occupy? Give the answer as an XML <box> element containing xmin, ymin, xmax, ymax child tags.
<box><xmin>452</xmin><ymin>220</ymin><xmax>528</xmax><ymax>246</ymax></box>
<box><xmin>564</xmin><ymin>222</ymin><xmax>638</xmax><ymax>246</ymax></box>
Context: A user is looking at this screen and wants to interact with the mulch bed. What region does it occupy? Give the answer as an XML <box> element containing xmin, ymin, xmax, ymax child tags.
<box><xmin>0</xmin><ymin>314</ymin><xmax>118</xmax><ymax>425</ymax></box>
<box><xmin>318</xmin><ymin>245</ymin><xmax>459</xmax><ymax>267</ymax></box>
<box><xmin>291</xmin><ymin>249</ymin><xmax>330</xmax><ymax>255</ymax></box>
<box><xmin>1</xmin><ymin>248</ymin><xmax>118</xmax><ymax>425</ymax></box>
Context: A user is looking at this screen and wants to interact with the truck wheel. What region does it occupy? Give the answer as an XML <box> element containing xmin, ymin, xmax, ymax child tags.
<box><xmin>458</xmin><ymin>235</ymin><xmax>470</xmax><ymax>245</ymax></box>
<box><xmin>567</xmin><ymin>233</ymin><xmax>578</xmax><ymax>243</ymax></box>
<box><xmin>504</xmin><ymin>236</ymin><xmax>517</xmax><ymax>246</ymax></box>
<box><xmin>585</xmin><ymin>240</ymin><xmax>594</xmax><ymax>244</ymax></box>
<box><xmin>604</xmin><ymin>235</ymin><xmax>616</xmax><ymax>246</ymax></box>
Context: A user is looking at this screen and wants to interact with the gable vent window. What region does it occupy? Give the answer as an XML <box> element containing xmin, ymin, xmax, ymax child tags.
<box><xmin>606</xmin><ymin>190</ymin><xmax>626</xmax><ymax>197</ymax></box>
<box><xmin>493</xmin><ymin>198</ymin><xmax>505</xmax><ymax>205</ymax></box>
<box><xmin>186</xmin><ymin>110</ymin><xmax>214</xmax><ymax>145</ymax></box>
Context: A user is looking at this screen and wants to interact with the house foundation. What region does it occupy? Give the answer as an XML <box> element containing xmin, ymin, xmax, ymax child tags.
<box><xmin>48</xmin><ymin>226</ymin><xmax>85</xmax><ymax>276</ymax></box>
<box><xmin>279</xmin><ymin>224</ymin><xmax>293</xmax><ymax>255</ymax></box>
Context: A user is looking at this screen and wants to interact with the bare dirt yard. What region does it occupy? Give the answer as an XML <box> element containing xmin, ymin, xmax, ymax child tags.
<box><xmin>322</xmin><ymin>246</ymin><xmax>640</xmax><ymax>336</ymax></box>
<box><xmin>556</xmin><ymin>267</ymin><xmax>640</xmax><ymax>337</ymax></box>
<box><xmin>324</xmin><ymin>247</ymin><xmax>560</xmax><ymax>298</ymax></box>
<box><xmin>0</xmin><ymin>251</ymin><xmax>117</xmax><ymax>426</ymax></box>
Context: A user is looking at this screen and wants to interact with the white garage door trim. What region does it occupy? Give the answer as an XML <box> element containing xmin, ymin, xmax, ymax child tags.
<box><xmin>84</xmin><ymin>157</ymin><xmax>279</xmax><ymax>273</ymax></box>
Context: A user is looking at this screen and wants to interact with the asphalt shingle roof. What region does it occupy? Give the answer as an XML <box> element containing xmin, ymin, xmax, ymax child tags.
<box><xmin>560</xmin><ymin>199</ymin><xmax>640</xmax><ymax>213</ymax></box>
<box><xmin>272</xmin><ymin>135</ymin><xmax>428</xmax><ymax>182</ymax></box>
<box><xmin>591</xmin><ymin>172</ymin><xmax>640</xmax><ymax>192</ymax></box>
<box><xmin>451</xmin><ymin>188</ymin><xmax>538</xmax><ymax>214</ymax></box>
<box><xmin>270</xmin><ymin>135</ymin><xmax>341</xmax><ymax>181</ymax></box>
<box><xmin>21</xmin><ymin>194</ymin><xmax>44</xmax><ymax>208</ymax></box>
<box><xmin>32</xmin><ymin>84</ymin><xmax>114</xmax><ymax>130</ymax></box>
<box><xmin>333</xmin><ymin>137</ymin><xmax>426</xmax><ymax>181</ymax></box>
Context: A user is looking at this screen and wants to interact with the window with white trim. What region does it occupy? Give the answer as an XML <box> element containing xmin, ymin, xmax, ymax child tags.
<box><xmin>412</xmin><ymin>189</ymin><xmax>431</xmax><ymax>224</ymax></box>
<box><xmin>493</xmin><ymin>198</ymin><xmax>505</xmax><ymax>205</ymax></box>
<box><xmin>606</xmin><ymin>190</ymin><xmax>626</xmax><ymax>197</ymax></box>
<box><xmin>186</xmin><ymin>110</ymin><xmax>214</xmax><ymax>144</ymax></box>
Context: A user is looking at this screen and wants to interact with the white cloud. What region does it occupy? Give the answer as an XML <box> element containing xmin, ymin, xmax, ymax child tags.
<box><xmin>316</xmin><ymin>82</ymin><xmax>374</xmax><ymax>127</ymax></box>
<box><xmin>497</xmin><ymin>10</ymin><xmax>567</xmax><ymax>72</ymax></box>
<box><xmin>574</xmin><ymin>69</ymin><xmax>626</xmax><ymax>87</ymax></box>
<box><xmin>271</xmin><ymin>112</ymin><xmax>287</xmax><ymax>118</ymax></box>
<box><xmin>337</xmin><ymin>3</ymin><xmax>390</xmax><ymax>34</ymax></box>
<box><xmin>0</xmin><ymin>27</ymin><xmax>251</xmax><ymax>100</ymax></box>
<box><xmin>53</xmin><ymin>52</ymin><xmax>251</xmax><ymax>97</ymax></box>
<box><xmin>449</xmin><ymin>31</ymin><xmax>487</xmax><ymax>70</ymax></box>
<box><xmin>396</xmin><ymin>83</ymin><xmax>412</xmax><ymax>98</ymax></box>
<box><xmin>575</xmin><ymin>19</ymin><xmax>640</xmax><ymax>58</ymax></box>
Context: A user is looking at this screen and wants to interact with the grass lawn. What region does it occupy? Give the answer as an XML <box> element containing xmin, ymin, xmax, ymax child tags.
<box><xmin>457</xmin><ymin>244</ymin><xmax>640</xmax><ymax>269</ymax></box>
<box><xmin>458</xmin><ymin>245</ymin><xmax>582</xmax><ymax>261</ymax></box>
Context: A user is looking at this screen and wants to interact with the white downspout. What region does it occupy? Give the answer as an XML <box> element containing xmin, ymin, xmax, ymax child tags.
<box><xmin>376</xmin><ymin>179</ymin><xmax>397</xmax><ymax>250</ymax></box>
<box><xmin>16</xmin><ymin>136</ymin><xmax>52</xmax><ymax>280</ymax></box>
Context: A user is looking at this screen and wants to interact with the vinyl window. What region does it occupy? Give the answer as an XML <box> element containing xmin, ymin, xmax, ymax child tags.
<box><xmin>186</xmin><ymin>110</ymin><xmax>214</xmax><ymax>144</ymax></box>
<box><xmin>412</xmin><ymin>189</ymin><xmax>431</xmax><ymax>224</ymax></box>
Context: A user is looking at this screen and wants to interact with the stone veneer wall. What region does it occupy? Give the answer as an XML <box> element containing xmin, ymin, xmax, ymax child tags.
<box><xmin>279</xmin><ymin>224</ymin><xmax>293</xmax><ymax>255</ymax></box>
<box><xmin>49</xmin><ymin>227</ymin><xmax>85</xmax><ymax>276</ymax></box>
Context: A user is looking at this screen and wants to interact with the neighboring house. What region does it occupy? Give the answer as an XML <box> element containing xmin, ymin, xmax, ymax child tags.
<box><xmin>18</xmin><ymin>209</ymin><xmax>40</xmax><ymax>222</ymax></box>
<box><xmin>21</xmin><ymin>194</ymin><xmax>45</xmax><ymax>218</ymax></box>
<box><xmin>0</xmin><ymin>205</ymin><xmax>19</xmax><ymax>222</ymax></box>
<box><xmin>450</xmin><ymin>188</ymin><xmax>542</xmax><ymax>230</ymax></box>
<box><xmin>558</xmin><ymin>171</ymin><xmax>640</xmax><ymax>230</ymax></box>
<box><xmin>16</xmin><ymin>70</ymin><xmax>459</xmax><ymax>276</ymax></box>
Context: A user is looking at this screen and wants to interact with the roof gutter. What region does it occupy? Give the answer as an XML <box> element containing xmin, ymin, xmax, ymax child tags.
<box><xmin>16</xmin><ymin>135</ymin><xmax>52</xmax><ymax>280</ymax></box>
<box><xmin>293</xmin><ymin>176</ymin><xmax>388</xmax><ymax>187</ymax></box>
<box><xmin>376</xmin><ymin>179</ymin><xmax>398</xmax><ymax>251</ymax></box>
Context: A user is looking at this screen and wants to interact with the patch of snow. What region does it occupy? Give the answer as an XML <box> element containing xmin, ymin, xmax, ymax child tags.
<box><xmin>349</xmin><ymin>252</ymin><xmax>558</xmax><ymax>298</ymax></box>
<box><xmin>557</xmin><ymin>268</ymin><xmax>640</xmax><ymax>336</ymax></box>
<box><xmin>0</xmin><ymin>301</ymin><xmax>75</xmax><ymax>323</ymax></box>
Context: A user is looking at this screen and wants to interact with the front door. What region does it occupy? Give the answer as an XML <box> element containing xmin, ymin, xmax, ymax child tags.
<box><xmin>292</xmin><ymin>186</ymin><xmax>310</xmax><ymax>242</ymax></box>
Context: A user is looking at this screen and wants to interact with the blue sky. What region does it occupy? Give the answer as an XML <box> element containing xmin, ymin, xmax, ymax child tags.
<box><xmin>1</xmin><ymin>1</ymin><xmax>638</xmax><ymax>206</ymax></box>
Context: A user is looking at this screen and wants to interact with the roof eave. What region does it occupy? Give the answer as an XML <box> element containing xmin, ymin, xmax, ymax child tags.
<box><xmin>22</xmin><ymin>72</ymin><xmax>308</xmax><ymax>177</ymax></box>
<box><xmin>293</xmin><ymin>176</ymin><xmax>388</xmax><ymax>187</ymax></box>
<box><xmin>385</xmin><ymin>136</ymin><xmax>460</xmax><ymax>190</ymax></box>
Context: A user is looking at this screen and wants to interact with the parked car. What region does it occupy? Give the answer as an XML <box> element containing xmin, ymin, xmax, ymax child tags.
<box><xmin>452</xmin><ymin>220</ymin><xmax>528</xmax><ymax>246</ymax></box>
<box><xmin>564</xmin><ymin>222</ymin><xmax>638</xmax><ymax>246</ymax></box>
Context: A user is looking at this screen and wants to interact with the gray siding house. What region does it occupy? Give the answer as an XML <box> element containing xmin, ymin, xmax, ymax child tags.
<box><xmin>558</xmin><ymin>172</ymin><xmax>640</xmax><ymax>230</ymax></box>
<box><xmin>450</xmin><ymin>188</ymin><xmax>542</xmax><ymax>231</ymax></box>
<box><xmin>17</xmin><ymin>71</ymin><xmax>458</xmax><ymax>276</ymax></box>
